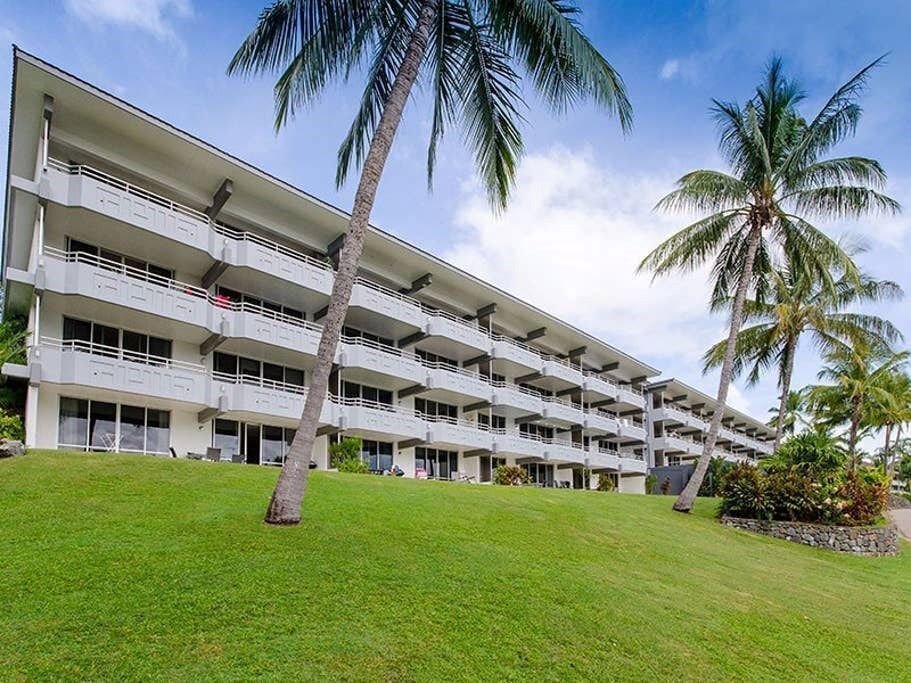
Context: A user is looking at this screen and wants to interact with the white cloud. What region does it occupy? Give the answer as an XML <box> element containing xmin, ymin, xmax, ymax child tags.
<box><xmin>64</xmin><ymin>0</ymin><xmax>192</xmax><ymax>40</ymax></box>
<box><xmin>444</xmin><ymin>147</ymin><xmax>722</xmax><ymax>365</ymax></box>
<box><xmin>725</xmin><ymin>384</ymin><xmax>753</xmax><ymax>415</ymax></box>
<box><xmin>659</xmin><ymin>59</ymin><xmax>680</xmax><ymax>80</ymax></box>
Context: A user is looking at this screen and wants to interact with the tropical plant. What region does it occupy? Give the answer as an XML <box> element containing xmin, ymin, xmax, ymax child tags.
<box><xmin>704</xmin><ymin>253</ymin><xmax>903</xmax><ymax>449</ymax></box>
<box><xmin>596</xmin><ymin>473</ymin><xmax>616</xmax><ymax>492</ymax></box>
<box><xmin>697</xmin><ymin>456</ymin><xmax>731</xmax><ymax>497</ymax></box>
<box><xmin>329</xmin><ymin>436</ymin><xmax>364</xmax><ymax>469</ymax></box>
<box><xmin>762</xmin><ymin>431</ymin><xmax>845</xmax><ymax>478</ymax></box>
<box><xmin>494</xmin><ymin>464</ymin><xmax>530</xmax><ymax>486</ymax></box>
<box><xmin>0</xmin><ymin>408</ymin><xmax>24</xmax><ymax>441</ymax></box>
<box><xmin>766</xmin><ymin>389</ymin><xmax>810</xmax><ymax>437</ymax></box>
<box><xmin>808</xmin><ymin>339</ymin><xmax>908</xmax><ymax>468</ymax></box>
<box><xmin>640</xmin><ymin>57</ymin><xmax>899</xmax><ymax>512</ymax></box>
<box><xmin>644</xmin><ymin>473</ymin><xmax>658</xmax><ymax>495</ymax></box>
<box><xmin>867</xmin><ymin>371</ymin><xmax>911</xmax><ymax>475</ymax></box>
<box><xmin>230</xmin><ymin>0</ymin><xmax>632</xmax><ymax>524</ymax></box>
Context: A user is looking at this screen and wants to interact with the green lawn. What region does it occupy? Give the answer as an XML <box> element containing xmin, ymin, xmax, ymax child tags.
<box><xmin>2</xmin><ymin>451</ymin><xmax>910</xmax><ymax>681</ymax></box>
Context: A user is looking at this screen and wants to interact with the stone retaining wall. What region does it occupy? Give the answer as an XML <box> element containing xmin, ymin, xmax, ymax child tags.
<box><xmin>721</xmin><ymin>516</ymin><xmax>899</xmax><ymax>556</ymax></box>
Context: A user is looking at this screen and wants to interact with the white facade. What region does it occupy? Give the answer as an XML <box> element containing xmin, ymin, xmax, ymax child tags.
<box><xmin>2</xmin><ymin>50</ymin><xmax>767</xmax><ymax>494</ymax></box>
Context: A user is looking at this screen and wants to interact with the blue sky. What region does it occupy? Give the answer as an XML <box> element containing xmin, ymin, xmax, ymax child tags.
<box><xmin>2</xmin><ymin>1</ymin><xmax>910</xmax><ymax>437</ymax></box>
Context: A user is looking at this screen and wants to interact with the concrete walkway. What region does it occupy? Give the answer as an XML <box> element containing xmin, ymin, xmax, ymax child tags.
<box><xmin>888</xmin><ymin>509</ymin><xmax>911</xmax><ymax>541</ymax></box>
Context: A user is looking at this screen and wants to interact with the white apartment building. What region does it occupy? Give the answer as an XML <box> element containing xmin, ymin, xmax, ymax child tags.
<box><xmin>2</xmin><ymin>50</ymin><xmax>771</xmax><ymax>494</ymax></box>
<box><xmin>646</xmin><ymin>378</ymin><xmax>775</xmax><ymax>467</ymax></box>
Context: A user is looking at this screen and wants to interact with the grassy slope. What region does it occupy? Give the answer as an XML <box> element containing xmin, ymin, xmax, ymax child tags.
<box><xmin>2</xmin><ymin>451</ymin><xmax>910</xmax><ymax>681</ymax></box>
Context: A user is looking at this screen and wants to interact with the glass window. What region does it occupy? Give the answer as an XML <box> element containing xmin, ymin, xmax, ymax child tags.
<box><xmin>89</xmin><ymin>401</ymin><xmax>117</xmax><ymax>450</ymax></box>
<box><xmin>242</xmin><ymin>295</ymin><xmax>261</xmax><ymax>309</ymax></box>
<box><xmin>261</xmin><ymin>425</ymin><xmax>284</xmax><ymax>466</ymax></box>
<box><xmin>122</xmin><ymin>330</ymin><xmax>147</xmax><ymax>360</ymax></box>
<box><xmin>239</xmin><ymin>357</ymin><xmax>261</xmax><ymax>378</ymax></box>
<box><xmin>99</xmin><ymin>248</ymin><xmax>122</xmax><ymax>268</ymax></box>
<box><xmin>284</xmin><ymin>307</ymin><xmax>304</xmax><ymax>320</ymax></box>
<box><xmin>214</xmin><ymin>352</ymin><xmax>237</xmax><ymax>376</ymax></box>
<box><xmin>92</xmin><ymin>324</ymin><xmax>119</xmax><ymax>355</ymax></box>
<box><xmin>68</xmin><ymin>239</ymin><xmax>98</xmax><ymax>257</ymax></box>
<box><xmin>58</xmin><ymin>397</ymin><xmax>88</xmax><ymax>448</ymax></box>
<box><xmin>63</xmin><ymin>317</ymin><xmax>92</xmax><ymax>344</ymax></box>
<box><xmin>263</xmin><ymin>363</ymin><xmax>285</xmax><ymax>384</ymax></box>
<box><xmin>362</xmin><ymin>385</ymin><xmax>378</xmax><ymax>403</ymax></box>
<box><xmin>214</xmin><ymin>419</ymin><xmax>240</xmax><ymax>459</ymax></box>
<box><xmin>119</xmin><ymin>404</ymin><xmax>146</xmax><ymax>452</ymax></box>
<box><xmin>343</xmin><ymin>382</ymin><xmax>359</xmax><ymax>400</ymax></box>
<box><xmin>148</xmin><ymin>336</ymin><xmax>172</xmax><ymax>360</ymax></box>
<box><xmin>262</xmin><ymin>300</ymin><xmax>282</xmax><ymax>315</ymax></box>
<box><xmin>146</xmin><ymin>409</ymin><xmax>170</xmax><ymax>454</ymax></box>
<box><xmin>284</xmin><ymin>368</ymin><xmax>304</xmax><ymax>387</ymax></box>
<box><xmin>148</xmin><ymin>264</ymin><xmax>173</xmax><ymax>280</ymax></box>
<box><xmin>378</xmin><ymin>388</ymin><xmax>393</xmax><ymax>406</ymax></box>
<box><xmin>124</xmin><ymin>256</ymin><xmax>146</xmax><ymax>273</ymax></box>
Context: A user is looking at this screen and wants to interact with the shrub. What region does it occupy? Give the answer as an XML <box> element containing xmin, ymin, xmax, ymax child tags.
<box><xmin>767</xmin><ymin>432</ymin><xmax>845</xmax><ymax>479</ymax></box>
<box><xmin>698</xmin><ymin>457</ymin><xmax>732</xmax><ymax>497</ymax></box>
<box><xmin>494</xmin><ymin>465</ymin><xmax>530</xmax><ymax>486</ymax></box>
<box><xmin>596</xmin><ymin>473</ymin><xmax>615</xmax><ymax>492</ymax></box>
<box><xmin>0</xmin><ymin>409</ymin><xmax>24</xmax><ymax>441</ymax></box>
<box><xmin>718</xmin><ymin>462</ymin><xmax>767</xmax><ymax>519</ymax></box>
<box><xmin>645</xmin><ymin>473</ymin><xmax>657</xmax><ymax>495</ymax></box>
<box><xmin>764</xmin><ymin>469</ymin><xmax>822</xmax><ymax>522</ymax></box>
<box><xmin>329</xmin><ymin>437</ymin><xmax>363</xmax><ymax>468</ymax></box>
<box><xmin>834</xmin><ymin>468</ymin><xmax>889</xmax><ymax>526</ymax></box>
<box><xmin>336</xmin><ymin>457</ymin><xmax>369</xmax><ymax>474</ymax></box>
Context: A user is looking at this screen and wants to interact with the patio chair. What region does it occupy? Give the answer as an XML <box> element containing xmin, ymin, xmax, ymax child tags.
<box><xmin>169</xmin><ymin>447</ymin><xmax>178</xmax><ymax>459</ymax></box>
<box><xmin>186</xmin><ymin>452</ymin><xmax>204</xmax><ymax>460</ymax></box>
<box><xmin>206</xmin><ymin>447</ymin><xmax>222</xmax><ymax>462</ymax></box>
<box><xmin>231</xmin><ymin>452</ymin><xmax>245</xmax><ymax>464</ymax></box>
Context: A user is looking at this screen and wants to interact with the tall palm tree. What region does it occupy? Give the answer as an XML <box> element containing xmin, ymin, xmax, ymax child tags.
<box><xmin>868</xmin><ymin>371</ymin><xmax>911</xmax><ymax>474</ymax></box>
<box><xmin>808</xmin><ymin>339</ymin><xmax>909</xmax><ymax>468</ymax></box>
<box><xmin>766</xmin><ymin>389</ymin><xmax>810</xmax><ymax>437</ymax></box>
<box><xmin>229</xmin><ymin>1</ymin><xmax>632</xmax><ymax>524</ymax></box>
<box><xmin>638</xmin><ymin>57</ymin><xmax>899</xmax><ymax>512</ymax></box>
<box><xmin>703</xmin><ymin>252</ymin><xmax>903</xmax><ymax>450</ymax></box>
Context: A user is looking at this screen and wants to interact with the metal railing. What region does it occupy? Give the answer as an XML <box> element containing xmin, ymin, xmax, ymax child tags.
<box><xmin>40</xmin><ymin>336</ymin><xmax>207</xmax><ymax>373</ymax></box>
<box><xmin>212</xmin><ymin>371</ymin><xmax>307</xmax><ymax>395</ymax></box>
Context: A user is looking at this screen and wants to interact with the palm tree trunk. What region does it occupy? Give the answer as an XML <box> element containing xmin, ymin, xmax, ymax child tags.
<box><xmin>264</xmin><ymin>0</ymin><xmax>439</xmax><ymax>525</ymax></box>
<box><xmin>848</xmin><ymin>396</ymin><xmax>861</xmax><ymax>470</ymax></box>
<box><xmin>882</xmin><ymin>423</ymin><xmax>892</xmax><ymax>474</ymax></box>
<box><xmin>773</xmin><ymin>337</ymin><xmax>796</xmax><ymax>451</ymax></box>
<box><xmin>674</xmin><ymin>223</ymin><xmax>762</xmax><ymax>513</ymax></box>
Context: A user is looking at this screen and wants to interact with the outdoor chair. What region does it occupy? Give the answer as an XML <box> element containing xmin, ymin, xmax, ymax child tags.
<box><xmin>206</xmin><ymin>447</ymin><xmax>222</xmax><ymax>462</ymax></box>
<box><xmin>231</xmin><ymin>452</ymin><xmax>245</xmax><ymax>464</ymax></box>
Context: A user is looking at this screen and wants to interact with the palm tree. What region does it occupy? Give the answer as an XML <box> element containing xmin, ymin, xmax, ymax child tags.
<box><xmin>229</xmin><ymin>1</ymin><xmax>632</xmax><ymax>524</ymax></box>
<box><xmin>638</xmin><ymin>57</ymin><xmax>899</xmax><ymax>512</ymax></box>
<box><xmin>703</xmin><ymin>252</ymin><xmax>903</xmax><ymax>450</ymax></box>
<box><xmin>766</xmin><ymin>389</ymin><xmax>810</xmax><ymax>437</ymax></box>
<box><xmin>868</xmin><ymin>371</ymin><xmax>911</xmax><ymax>475</ymax></box>
<box><xmin>808</xmin><ymin>339</ymin><xmax>909</xmax><ymax>468</ymax></box>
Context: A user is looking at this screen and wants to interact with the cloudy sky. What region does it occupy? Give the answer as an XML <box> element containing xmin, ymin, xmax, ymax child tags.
<box><xmin>2</xmin><ymin>1</ymin><xmax>910</xmax><ymax>433</ymax></box>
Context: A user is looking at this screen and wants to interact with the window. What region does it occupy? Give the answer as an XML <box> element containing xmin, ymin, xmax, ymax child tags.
<box><xmin>520</xmin><ymin>422</ymin><xmax>554</xmax><ymax>439</ymax></box>
<box><xmin>65</xmin><ymin>237</ymin><xmax>173</xmax><ymax>280</ymax></box>
<box><xmin>213</xmin><ymin>420</ymin><xmax>295</xmax><ymax>465</ymax></box>
<box><xmin>415</xmin><ymin>398</ymin><xmax>457</xmax><ymax>420</ymax></box>
<box><xmin>414</xmin><ymin>447</ymin><xmax>458</xmax><ymax>480</ymax></box>
<box><xmin>416</xmin><ymin>348</ymin><xmax>458</xmax><ymax>368</ymax></box>
<box><xmin>216</xmin><ymin>286</ymin><xmax>305</xmax><ymax>321</ymax></box>
<box><xmin>523</xmin><ymin>462</ymin><xmax>554</xmax><ymax>486</ymax></box>
<box><xmin>57</xmin><ymin>398</ymin><xmax>170</xmax><ymax>454</ymax></box>
<box><xmin>214</xmin><ymin>419</ymin><xmax>241</xmax><ymax>459</ymax></box>
<box><xmin>341</xmin><ymin>381</ymin><xmax>393</xmax><ymax>406</ymax></box>
<box><xmin>477</xmin><ymin>413</ymin><xmax>506</xmax><ymax>430</ymax></box>
<box><xmin>343</xmin><ymin>325</ymin><xmax>394</xmax><ymax>348</ymax></box>
<box><xmin>360</xmin><ymin>439</ymin><xmax>393</xmax><ymax>472</ymax></box>
<box><xmin>63</xmin><ymin>317</ymin><xmax>173</xmax><ymax>363</ymax></box>
<box><xmin>214</xmin><ymin>352</ymin><xmax>305</xmax><ymax>389</ymax></box>
<box><xmin>261</xmin><ymin>425</ymin><xmax>285</xmax><ymax>466</ymax></box>
<box><xmin>520</xmin><ymin>382</ymin><xmax>552</xmax><ymax>397</ymax></box>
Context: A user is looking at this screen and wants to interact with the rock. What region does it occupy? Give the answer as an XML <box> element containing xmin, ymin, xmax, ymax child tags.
<box><xmin>0</xmin><ymin>440</ymin><xmax>26</xmax><ymax>457</ymax></box>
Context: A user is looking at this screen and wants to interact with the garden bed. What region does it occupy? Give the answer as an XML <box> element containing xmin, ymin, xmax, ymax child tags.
<box><xmin>721</xmin><ymin>516</ymin><xmax>899</xmax><ymax>556</ymax></box>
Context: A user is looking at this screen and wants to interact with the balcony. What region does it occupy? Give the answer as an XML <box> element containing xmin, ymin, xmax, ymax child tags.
<box><xmin>212</xmin><ymin>374</ymin><xmax>334</xmax><ymax>425</ymax></box>
<box><xmin>34</xmin><ymin>338</ymin><xmax>209</xmax><ymax>406</ymax></box>
<box><xmin>541</xmin><ymin>356</ymin><xmax>584</xmax><ymax>387</ymax></box>
<box><xmin>425</xmin><ymin>416</ymin><xmax>493</xmax><ymax>451</ymax></box>
<box><xmin>349</xmin><ymin>279</ymin><xmax>426</xmax><ymax>331</ymax></box>
<box><xmin>582</xmin><ymin>372</ymin><xmax>619</xmax><ymax>401</ymax></box>
<box><xmin>424</xmin><ymin>364</ymin><xmax>493</xmax><ymax>403</ymax></box>
<box><xmin>490</xmin><ymin>335</ymin><xmax>543</xmax><ymax>373</ymax></box>
<box><xmin>491</xmin><ymin>381</ymin><xmax>544</xmax><ymax>414</ymax></box>
<box><xmin>492</xmin><ymin>429</ymin><xmax>545</xmax><ymax>459</ymax></box>
<box><xmin>423</xmin><ymin>308</ymin><xmax>491</xmax><ymax>355</ymax></box>
<box><xmin>338</xmin><ymin>398</ymin><xmax>427</xmax><ymax>441</ymax></box>
<box><xmin>588</xmin><ymin>447</ymin><xmax>621</xmax><ymax>471</ymax></box>
<box><xmin>543</xmin><ymin>438</ymin><xmax>586</xmax><ymax>464</ymax></box>
<box><xmin>540</xmin><ymin>396</ymin><xmax>583</xmax><ymax>425</ymax></box>
<box><xmin>338</xmin><ymin>337</ymin><xmax>427</xmax><ymax>386</ymax></box>
<box><xmin>618</xmin><ymin>420</ymin><xmax>647</xmax><ymax>443</ymax></box>
<box><xmin>583</xmin><ymin>409</ymin><xmax>620</xmax><ymax>435</ymax></box>
<box><xmin>619</xmin><ymin>450</ymin><xmax>648</xmax><ymax>474</ymax></box>
<box><xmin>617</xmin><ymin>384</ymin><xmax>646</xmax><ymax>408</ymax></box>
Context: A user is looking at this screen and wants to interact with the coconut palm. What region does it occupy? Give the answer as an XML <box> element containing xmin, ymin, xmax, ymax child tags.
<box><xmin>229</xmin><ymin>0</ymin><xmax>632</xmax><ymax>524</ymax></box>
<box><xmin>808</xmin><ymin>339</ymin><xmax>909</xmax><ymax>468</ymax></box>
<box><xmin>868</xmin><ymin>371</ymin><xmax>911</xmax><ymax>475</ymax></box>
<box><xmin>638</xmin><ymin>57</ymin><xmax>900</xmax><ymax>512</ymax></box>
<box><xmin>766</xmin><ymin>389</ymin><xmax>811</xmax><ymax>437</ymax></box>
<box><xmin>703</xmin><ymin>252</ymin><xmax>903</xmax><ymax>450</ymax></box>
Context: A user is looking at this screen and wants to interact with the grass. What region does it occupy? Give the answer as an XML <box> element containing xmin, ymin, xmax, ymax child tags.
<box><xmin>2</xmin><ymin>451</ymin><xmax>910</xmax><ymax>681</ymax></box>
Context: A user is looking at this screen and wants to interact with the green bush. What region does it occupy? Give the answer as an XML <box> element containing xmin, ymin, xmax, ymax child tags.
<box><xmin>336</xmin><ymin>457</ymin><xmax>369</xmax><ymax>474</ymax></box>
<box><xmin>0</xmin><ymin>409</ymin><xmax>24</xmax><ymax>441</ymax></box>
<box><xmin>718</xmin><ymin>462</ymin><xmax>767</xmax><ymax>519</ymax></box>
<box><xmin>644</xmin><ymin>473</ymin><xmax>657</xmax><ymax>495</ymax></box>
<box><xmin>764</xmin><ymin>469</ymin><xmax>822</xmax><ymax>523</ymax></box>
<box><xmin>698</xmin><ymin>457</ymin><xmax>732</xmax><ymax>497</ymax></box>
<box><xmin>494</xmin><ymin>464</ymin><xmax>530</xmax><ymax>486</ymax></box>
<box><xmin>329</xmin><ymin>437</ymin><xmax>362</xmax><ymax>467</ymax></box>
<box><xmin>834</xmin><ymin>468</ymin><xmax>889</xmax><ymax>527</ymax></box>
<box><xmin>596</xmin><ymin>473</ymin><xmax>615</xmax><ymax>492</ymax></box>
<box><xmin>766</xmin><ymin>432</ymin><xmax>845</xmax><ymax>479</ymax></box>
